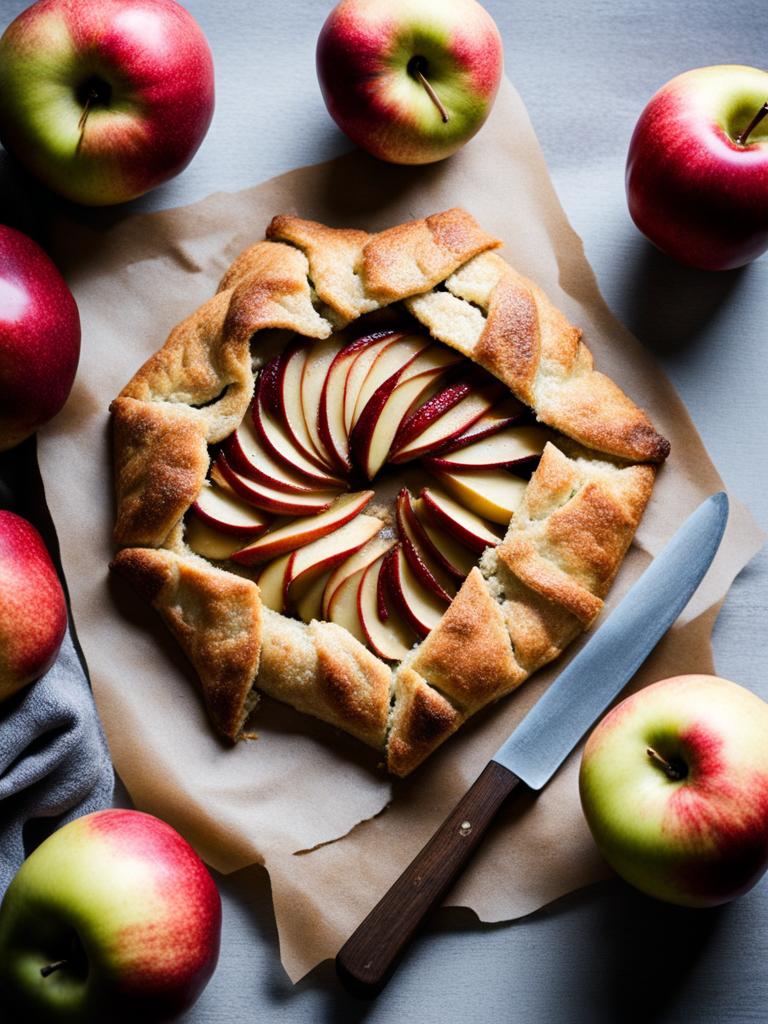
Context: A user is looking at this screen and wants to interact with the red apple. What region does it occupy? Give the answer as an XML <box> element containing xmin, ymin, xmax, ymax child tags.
<box><xmin>316</xmin><ymin>0</ymin><xmax>503</xmax><ymax>165</ymax></box>
<box><xmin>0</xmin><ymin>510</ymin><xmax>67</xmax><ymax>702</ymax></box>
<box><xmin>580</xmin><ymin>675</ymin><xmax>768</xmax><ymax>907</ymax></box>
<box><xmin>0</xmin><ymin>226</ymin><xmax>80</xmax><ymax>451</ymax></box>
<box><xmin>0</xmin><ymin>0</ymin><xmax>215</xmax><ymax>205</ymax></box>
<box><xmin>626</xmin><ymin>65</ymin><xmax>768</xmax><ymax>270</ymax></box>
<box><xmin>0</xmin><ymin>809</ymin><xmax>221</xmax><ymax>1021</ymax></box>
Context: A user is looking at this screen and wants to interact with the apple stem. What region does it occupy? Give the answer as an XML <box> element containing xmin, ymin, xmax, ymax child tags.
<box><xmin>77</xmin><ymin>89</ymin><xmax>99</xmax><ymax>138</ymax></box>
<box><xmin>736</xmin><ymin>100</ymin><xmax>768</xmax><ymax>145</ymax></box>
<box><xmin>646</xmin><ymin>746</ymin><xmax>685</xmax><ymax>781</ymax></box>
<box><xmin>41</xmin><ymin>960</ymin><xmax>67</xmax><ymax>979</ymax></box>
<box><xmin>415</xmin><ymin>66</ymin><xmax>450</xmax><ymax>123</ymax></box>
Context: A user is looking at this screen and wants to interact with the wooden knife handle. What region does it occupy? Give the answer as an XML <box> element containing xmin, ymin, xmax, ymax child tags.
<box><xmin>336</xmin><ymin>760</ymin><xmax>522</xmax><ymax>997</ymax></box>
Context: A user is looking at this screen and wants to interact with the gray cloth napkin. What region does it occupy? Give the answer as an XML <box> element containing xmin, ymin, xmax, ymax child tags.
<box><xmin>0</xmin><ymin>439</ymin><xmax>114</xmax><ymax>897</ymax></box>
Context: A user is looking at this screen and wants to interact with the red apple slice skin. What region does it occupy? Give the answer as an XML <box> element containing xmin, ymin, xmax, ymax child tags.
<box><xmin>284</xmin><ymin>514</ymin><xmax>383</xmax><ymax>608</ymax></box>
<box><xmin>389</xmin><ymin>380</ymin><xmax>505</xmax><ymax>462</ymax></box>
<box><xmin>357</xmin><ymin>553</ymin><xmax>416</xmax><ymax>662</ymax></box>
<box><xmin>420</xmin><ymin>487</ymin><xmax>502</xmax><ymax>553</ymax></box>
<box><xmin>350</xmin><ymin>333</ymin><xmax>431</xmax><ymax>429</ymax></box>
<box><xmin>230</xmin><ymin>490</ymin><xmax>374</xmax><ymax>566</ymax></box>
<box><xmin>387</xmin><ymin>546</ymin><xmax>446</xmax><ymax>640</ymax></box>
<box><xmin>276</xmin><ymin>341</ymin><xmax>335</xmax><ymax>470</ymax></box>
<box><xmin>343</xmin><ymin>334</ymin><xmax>401</xmax><ymax>435</ymax></box>
<box><xmin>317</xmin><ymin>331</ymin><xmax>399</xmax><ymax>475</ymax></box>
<box><xmin>412</xmin><ymin>497</ymin><xmax>478</xmax><ymax>581</ymax></box>
<box><xmin>252</xmin><ymin>378</ymin><xmax>341</xmax><ymax>484</ymax></box>
<box><xmin>214</xmin><ymin>454</ymin><xmax>339</xmax><ymax>516</ymax></box>
<box><xmin>391</xmin><ymin>379</ymin><xmax>473</xmax><ymax>453</ymax></box>
<box><xmin>425</xmin><ymin>426</ymin><xmax>550</xmax><ymax>471</ymax></box>
<box><xmin>226</xmin><ymin>415</ymin><xmax>343</xmax><ymax>494</ymax></box>
<box><xmin>192</xmin><ymin>483</ymin><xmax>272</xmax><ymax>538</ymax></box>
<box><xmin>395</xmin><ymin>489</ymin><xmax>454</xmax><ymax>603</ymax></box>
<box><xmin>321</xmin><ymin>534</ymin><xmax>395</xmax><ymax>620</ymax></box>
<box><xmin>434</xmin><ymin>396</ymin><xmax>528</xmax><ymax>453</ymax></box>
<box><xmin>300</xmin><ymin>335</ymin><xmax>347</xmax><ymax>469</ymax></box>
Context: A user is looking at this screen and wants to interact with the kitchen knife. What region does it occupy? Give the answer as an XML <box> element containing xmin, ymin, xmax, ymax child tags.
<box><xmin>336</xmin><ymin>491</ymin><xmax>729</xmax><ymax>996</ymax></box>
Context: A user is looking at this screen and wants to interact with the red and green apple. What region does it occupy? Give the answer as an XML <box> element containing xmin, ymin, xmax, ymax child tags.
<box><xmin>580</xmin><ymin>674</ymin><xmax>768</xmax><ymax>907</ymax></box>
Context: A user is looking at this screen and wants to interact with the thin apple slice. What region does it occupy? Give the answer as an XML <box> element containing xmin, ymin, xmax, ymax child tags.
<box><xmin>322</xmin><ymin>534</ymin><xmax>396</xmax><ymax>620</ymax></box>
<box><xmin>317</xmin><ymin>331</ymin><xmax>394</xmax><ymax>474</ymax></box>
<box><xmin>395</xmin><ymin>489</ymin><xmax>454</xmax><ymax>603</ymax></box>
<box><xmin>252</xmin><ymin>381</ymin><xmax>345</xmax><ymax>486</ymax></box>
<box><xmin>300</xmin><ymin>335</ymin><xmax>347</xmax><ymax>467</ymax></box>
<box><xmin>227</xmin><ymin>413</ymin><xmax>344</xmax><ymax>493</ymax></box>
<box><xmin>413</xmin><ymin>497</ymin><xmax>479</xmax><ymax>580</ymax></box>
<box><xmin>295</xmin><ymin>570</ymin><xmax>332</xmax><ymax>624</ymax></box>
<box><xmin>387</xmin><ymin>546</ymin><xmax>447</xmax><ymax>639</ymax></box>
<box><xmin>255</xmin><ymin>553</ymin><xmax>292</xmax><ymax>613</ymax></box>
<box><xmin>192</xmin><ymin>482</ymin><xmax>272</xmax><ymax>537</ymax></box>
<box><xmin>428</xmin><ymin>466</ymin><xmax>527</xmax><ymax>525</ymax></box>
<box><xmin>351</xmin><ymin>368</ymin><xmax>445</xmax><ymax>480</ymax></box>
<box><xmin>285</xmin><ymin>514</ymin><xmax>384</xmax><ymax>608</ymax></box>
<box><xmin>358</xmin><ymin>552</ymin><xmax>417</xmax><ymax>661</ymax></box>
<box><xmin>214</xmin><ymin>454</ymin><xmax>339</xmax><ymax>515</ymax></box>
<box><xmin>389</xmin><ymin>379</ymin><xmax>505</xmax><ymax>462</ymax></box>
<box><xmin>435</xmin><ymin>395</ymin><xmax>528</xmax><ymax>453</ymax></box>
<box><xmin>350</xmin><ymin>332</ymin><xmax>432</xmax><ymax>428</ymax></box>
<box><xmin>277</xmin><ymin>341</ymin><xmax>334</xmax><ymax>470</ymax></box>
<box><xmin>343</xmin><ymin>333</ymin><xmax>401</xmax><ymax>434</ymax></box>
<box><xmin>230</xmin><ymin>489</ymin><xmax>374</xmax><ymax>566</ymax></box>
<box><xmin>420</xmin><ymin>487</ymin><xmax>503</xmax><ymax>553</ymax></box>
<box><xmin>186</xmin><ymin>515</ymin><xmax>253</xmax><ymax>561</ymax></box>
<box><xmin>427</xmin><ymin>425</ymin><xmax>550</xmax><ymax>470</ymax></box>
<box><xmin>327</xmin><ymin>566</ymin><xmax>369</xmax><ymax>644</ymax></box>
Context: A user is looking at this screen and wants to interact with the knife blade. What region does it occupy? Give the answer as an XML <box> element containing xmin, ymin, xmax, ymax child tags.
<box><xmin>336</xmin><ymin>492</ymin><xmax>729</xmax><ymax>997</ymax></box>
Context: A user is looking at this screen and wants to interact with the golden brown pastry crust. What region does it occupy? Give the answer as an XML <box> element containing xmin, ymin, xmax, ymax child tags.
<box><xmin>110</xmin><ymin>209</ymin><xmax>667</xmax><ymax>775</ymax></box>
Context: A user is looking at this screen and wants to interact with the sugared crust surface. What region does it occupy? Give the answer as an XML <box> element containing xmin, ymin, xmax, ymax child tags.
<box><xmin>110</xmin><ymin>209</ymin><xmax>667</xmax><ymax>775</ymax></box>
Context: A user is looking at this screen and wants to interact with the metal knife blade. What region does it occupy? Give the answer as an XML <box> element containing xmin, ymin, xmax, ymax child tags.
<box><xmin>493</xmin><ymin>490</ymin><xmax>729</xmax><ymax>789</ymax></box>
<box><xmin>336</xmin><ymin>492</ymin><xmax>729</xmax><ymax>996</ymax></box>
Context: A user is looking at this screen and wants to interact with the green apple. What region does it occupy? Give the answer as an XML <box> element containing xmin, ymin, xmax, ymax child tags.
<box><xmin>579</xmin><ymin>674</ymin><xmax>768</xmax><ymax>907</ymax></box>
<box><xmin>0</xmin><ymin>810</ymin><xmax>221</xmax><ymax>1022</ymax></box>
<box><xmin>316</xmin><ymin>0</ymin><xmax>503</xmax><ymax>164</ymax></box>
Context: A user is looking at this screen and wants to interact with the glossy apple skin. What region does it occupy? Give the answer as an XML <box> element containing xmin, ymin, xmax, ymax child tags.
<box><xmin>317</xmin><ymin>0</ymin><xmax>503</xmax><ymax>164</ymax></box>
<box><xmin>580</xmin><ymin>675</ymin><xmax>768</xmax><ymax>907</ymax></box>
<box><xmin>0</xmin><ymin>0</ymin><xmax>215</xmax><ymax>205</ymax></box>
<box><xmin>0</xmin><ymin>511</ymin><xmax>67</xmax><ymax>702</ymax></box>
<box><xmin>0</xmin><ymin>225</ymin><xmax>81</xmax><ymax>451</ymax></box>
<box><xmin>0</xmin><ymin>809</ymin><xmax>221</xmax><ymax>1022</ymax></box>
<box><xmin>626</xmin><ymin>65</ymin><xmax>768</xmax><ymax>270</ymax></box>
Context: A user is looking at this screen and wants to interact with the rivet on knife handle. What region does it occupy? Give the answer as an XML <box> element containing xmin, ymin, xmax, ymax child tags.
<box><xmin>336</xmin><ymin>761</ymin><xmax>522</xmax><ymax>996</ymax></box>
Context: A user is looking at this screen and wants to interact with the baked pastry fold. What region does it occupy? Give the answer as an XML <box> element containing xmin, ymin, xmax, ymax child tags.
<box><xmin>111</xmin><ymin>209</ymin><xmax>666</xmax><ymax>774</ymax></box>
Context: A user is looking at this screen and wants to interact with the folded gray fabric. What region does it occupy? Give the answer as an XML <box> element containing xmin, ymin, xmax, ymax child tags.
<box><xmin>0</xmin><ymin>622</ymin><xmax>114</xmax><ymax>895</ymax></box>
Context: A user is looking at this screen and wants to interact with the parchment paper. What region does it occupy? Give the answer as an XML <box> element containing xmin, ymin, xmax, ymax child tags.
<box><xmin>38</xmin><ymin>79</ymin><xmax>763</xmax><ymax>982</ymax></box>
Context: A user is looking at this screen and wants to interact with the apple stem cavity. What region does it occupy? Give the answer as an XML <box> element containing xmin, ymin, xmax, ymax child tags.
<box><xmin>407</xmin><ymin>57</ymin><xmax>449</xmax><ymax>124</ymax></box>
<box><xmin>40</xmin><ymin>959</ymin><xmax>67</xmax><ymax>979</ymax></box>
<box><xmin>736</xmin><ymin>100</ymin><xmax>768</xmax><ymax>146</ymax></box>
<box><xmin>76</xmin><ymin>77</ymin><xmax>112</xmax><ymax>141</ymax></box>
<box><xmin>646</xmin><ymin>746</ymin><xmax>687</xmax><ymax>781</ymax></box>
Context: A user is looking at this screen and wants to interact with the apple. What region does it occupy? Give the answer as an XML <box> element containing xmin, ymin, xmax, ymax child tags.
<box><xmin>192</xmin><ymin>482</ymin><xmax>272</xmax><ymax>537</ymax></box>
<box><xmin>626</xmin><ymin>65</ymin><xmax>768</xmax><ymax>270</ymax></box>
<box><xmin>350</xmin><ymin>332</ymin><xmax>430</xmax><ymax>429</ymax></box>
<box><xmin>0</xmin><ymin>225</ymin><xmax>80</xmax><ymax>452</ymax></box>
<box><xmin>434</xmin><ymin>395</ymin><xmax>527</xmax><ymax>452</ymax></box>
<box><xmin>395</xmin><ymin>488</ymin><xmax>454</xmax><ymax>603</ymax></box>
<box><xmin>185</xmin><ymin>514</ymin><xmax>250</xmax><ymax>562</ymax></box>
<box><xmin>426</xmin><ymin>424</ymin><xmax>549</xmax><ymax>470</ymax></box>
<box><xmin>426</xmin><ymin>464</ymin><xmax>527</xmax><ymax>524</ymax></box>
<box><xmin>213</xmin><ymin>453</ymin><xmax>340</xmax><ymax>516</ymax></box>
<box><xmin>579</xmin><ymin>675</ymin><xmax>768</xmax><ymax>907</ymax></box>
<box><xmin>316</xmin><ymin>0</ymin><xmax>503</xmax><ymax>165</ymax></box>
<box><xmin>230</xmin><ymin>489</ymin><xmax>374</xmax><ymax>566</ymax></box>
<box><xmin>252</xmin><ymin>383</ymin><xmax>342</xmax><ymax>484</ymax></box>
<box><xmin>285</xmin><ymin>513</ymin><xmax>384</xmax><ymax>607</ymax></box>
<box><xmin>357</xmin><ymin>551</ymin><xmax>416</xmax><ymax>661</ymax></box>
<box><xmin>412</xmin><ymin>495</ymin><xmax>478</xmax><ymax>580</ymax></box>
<box><xmin>0</xmin><ymin>511</ymin><xmax>67</xmax><ymax>702</ymax></box>
<box><xmin>390</xmin><ymin>377</ymin><xmax>504</xmax><ymax>461</ymax></box>
<box><xmin>324</xmin><ymin>534</ymin><xmax>395</xmax><ymax>620</ymax></box>
<box><xmin>226</xmin><ymin>413</ymin><xmax>344</xmax><ymax>493</ymax></box>
<box><xmin>387</xmin><ymin>544</ymin><xmax>446</xmax><ymax>638</ymax></box>
<box><xmin>420</xmin><ymin>486</ymin><xmax>502</xmax><ymax>552</ymax></box>
<box><xmin>343</xmin><ymin>332</ymin><xmax>400</xmax><ymax>434</ymax></box>
<box><xmin>0</xmin><ymin>0</ymin><xmax>215</xmax><ymax>206</ymax></box>
<box><xmin>0</xmin><ymin>809</ymin><xmax>220</xmax><ymax>1022</ymax></box>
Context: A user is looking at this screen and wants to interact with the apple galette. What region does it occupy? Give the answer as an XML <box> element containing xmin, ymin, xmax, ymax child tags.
<box><xmin>110</xmin><ymin>209</ymin><xmax>669</xmax><ymax>775</ymax></box>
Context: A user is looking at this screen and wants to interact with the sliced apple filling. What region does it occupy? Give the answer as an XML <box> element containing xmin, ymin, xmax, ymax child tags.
<box><xmin>184</xmin><ymin>326</ymin><xmax>552</xmax><ymax>659</ymax></box>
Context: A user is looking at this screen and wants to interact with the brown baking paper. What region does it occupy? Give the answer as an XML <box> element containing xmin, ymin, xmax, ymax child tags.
<box><xmin>38</xmin><ymin>79</ymin><xmax>763</xmax><ymax>982</ymax></box>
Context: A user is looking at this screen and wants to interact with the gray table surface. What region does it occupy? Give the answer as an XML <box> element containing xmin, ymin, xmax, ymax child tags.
<box><xmin>1</xmin><ymin>0</ymin><xmax>766</xmax><ymax>1020</ymax></box>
